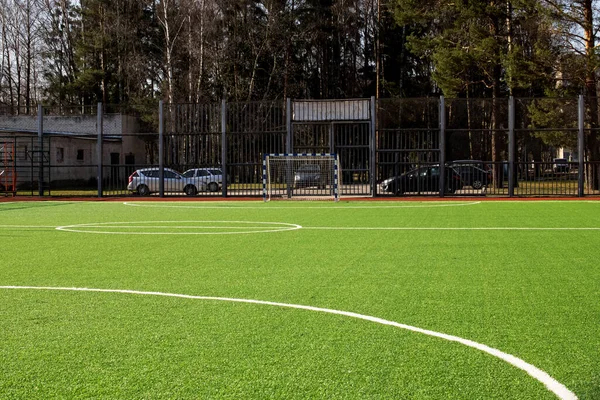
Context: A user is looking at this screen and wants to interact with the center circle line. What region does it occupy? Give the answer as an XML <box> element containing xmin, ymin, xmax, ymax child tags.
<box><xmin>54</xmin><ymin>220</ymin><xmax>302</xmax><ymax>235</ymax></box>
<box><xmin>0</xmin><ymin>285</ymin><xmax>577</xmax><ymax>400</ymax></box>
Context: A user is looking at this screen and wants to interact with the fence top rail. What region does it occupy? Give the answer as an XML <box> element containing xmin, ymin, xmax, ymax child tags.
<box><xmin>514</xmin><ymin>128</ymin><xmax>579</xmax><ymax>132</ymax></box>
<box><xmin>378</xmin><ymin>128</ymin><xmax>440</xmax><ymax>132</ymax></box>
<box><xmin>377</xmin><ymin>149</ymin><xmax>441</xmax><ymax>153</ymax></box>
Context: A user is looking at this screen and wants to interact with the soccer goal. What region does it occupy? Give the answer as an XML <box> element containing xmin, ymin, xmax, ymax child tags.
<box><xmin>263</xmin><ymin>153</ymin><xmax>340</xmax><ymax>201</ymax></box>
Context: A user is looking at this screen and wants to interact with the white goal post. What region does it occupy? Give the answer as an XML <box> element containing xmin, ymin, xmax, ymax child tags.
<box><xmin>263</xmin><ymin>153</ymin><xmax>340</xmax><ymax>201</ymax></box>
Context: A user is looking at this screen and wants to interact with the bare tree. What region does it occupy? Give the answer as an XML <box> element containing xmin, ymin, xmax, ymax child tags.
<box><xmin>156</xmin><ymin>0</ymin><xmax>185</xmax><ymax>104</ymax></box>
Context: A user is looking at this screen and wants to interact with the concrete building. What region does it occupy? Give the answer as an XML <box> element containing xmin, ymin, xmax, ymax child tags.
<box><xmin>0</xmin><ymin>113</ymin><xmax>149</xmax><ymax>189</ymax></box>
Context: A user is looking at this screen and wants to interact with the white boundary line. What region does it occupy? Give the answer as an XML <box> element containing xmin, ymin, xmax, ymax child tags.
<box><xmin>304</xmin><ymin>226</ymin><xmax>600</xmax><ymax>231</ymax></box>
<box><xmin>2</xmin><ymin>223</ymin><xmax>600</xmax><ymax>233</ymax></box>
<box><xmin>0</xmin><ymin>285</ymin><xmax>577</xmax><ymax>400</ymax></box>
<box><xmin>0</xmin><ymin>225</ymin><xmax>59</xmax><ymax>229</ymax></box>
<box><xmin>122</xmin><ymin>201</ymin><xmax>483</xmax><ymax>209</ymax></box>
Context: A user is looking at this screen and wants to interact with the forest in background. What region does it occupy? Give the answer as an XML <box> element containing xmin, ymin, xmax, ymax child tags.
<box><xmin>2</xmin><ymin>0</ymin><xmax>600</xmax><ymax>179</ymax></box>
<box><xmin>1</xmin><ymin>0</ymin><xmax>599</xmax><ymax>108</ymax></box>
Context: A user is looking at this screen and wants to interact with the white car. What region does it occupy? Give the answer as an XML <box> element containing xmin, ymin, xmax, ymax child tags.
<box><xmin>127</xmin><ymin>168</ymin><xmax>203</xmax><ymax>196</ymax></box>
<box><xmin>182</xmin><ymin>168</ymin><xmax>223</xmax><ymax>192</ymax></box>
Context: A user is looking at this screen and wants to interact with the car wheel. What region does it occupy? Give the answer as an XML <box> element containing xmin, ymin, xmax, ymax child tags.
<box><xmin>137</xmin><ymin>184</ymin><xmax>150</xmax><ymax>196</ymax></box>
<box><xmin>472</xmin><ymin>180</ymin><xmax>483</xmax><ymax>189</ymax></box>
<box><xmin>184</xmin><ymin>185</ymin><xmax>198</xmax><ymax>196</ymax></box>
<box><xmin>208</xmin><ymin>182</ymin><xmax>218</xmax><ymax>192</ymax></box>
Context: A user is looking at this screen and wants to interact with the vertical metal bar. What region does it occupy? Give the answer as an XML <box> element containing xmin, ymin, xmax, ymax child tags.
<box><xmin>370</xmin><ymin>96</ymin><xmax>377</xmax><ymax>196</ymax></box>
<box><xmin>262</xmin><ymin>155</ymin><xmax>268</xmax><ymax>202</ymax></box>
<box><xmin>508</xmin><ymin>96</ymin><xmax>515</xmax><ymax>197</ymax></box>
<box><xmin>334</xmin><ymin>154</ymin><xmax>340</xmax><ymax>201</ymax></box>
<box><xmin>221</xmin><ymin>99</ymin><xmax>227</xmax><ymax>197</ymax></box>
<box><xmin>439</xmin><ymin>96</ymin><xmax>446</xmax><ymax>197</ymax></box>
<box><xmin>97</xmin><ymin>103</ymin><xmax>103</xmax><ymax>197</ymax></box>
<box><xmin>286</xmin><ymin>98</ymin><xmax>292</xmax><ymax>198</ymax></box>
<box><xmin>37</xmin><ymin>104</ymin><xmax>43</xmax><ymax>196</ymax></box>
<box><xmin>286</xmin><ymin>98</ymin><xmax>292</xmax><ymax>153</ymax></box>
<box><xmin>159</xmin><ymin>100</ymin><xmax>164</xmax><ymax>197</ymax></box>
<box><xmin>30</xmin><ymin>136</ymin><xmax>34</xmax><ymax>196</ymax></box>
<box><xmin>329</xmin><ymin>122</ymin><xmax>334</xmax><ymax>153</ymax></box>
<box><xmin>578</xmin><ymin>95</ymin><xmax>585</xmax><ymax>197</ymax></box>
<box><xmin>47</xmin><ymin>135</ymin><xmax>51</xmax><ymax>196</ymax></box>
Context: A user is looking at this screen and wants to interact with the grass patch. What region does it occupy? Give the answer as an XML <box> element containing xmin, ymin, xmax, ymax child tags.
<box><xmin>0</xmin><ymin>200</ymin><xmax>599</xmax><ymax>399</ymax></box>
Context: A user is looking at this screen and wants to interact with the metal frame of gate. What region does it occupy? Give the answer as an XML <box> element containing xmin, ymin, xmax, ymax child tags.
<box><xmin>291</xmin><ymin>99</ymin><xmax>375</xmax><ymax>196</ymax></box>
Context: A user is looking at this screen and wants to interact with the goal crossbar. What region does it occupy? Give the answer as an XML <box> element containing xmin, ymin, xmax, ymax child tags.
<box><xmin>263</xmin><ymin>153</ymin><xmax>340</xmax><ymax>201</ymax></box>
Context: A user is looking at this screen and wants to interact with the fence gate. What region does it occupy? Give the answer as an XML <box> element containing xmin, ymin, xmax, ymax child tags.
<box><xmin>292</xmin><ymin>100</ymin><xmax>373</xmax><ymax>196</ymax></box>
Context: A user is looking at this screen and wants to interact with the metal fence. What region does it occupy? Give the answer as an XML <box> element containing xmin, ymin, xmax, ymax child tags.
<box><xmin>1</xmin><ymin>97</ymin><xmax>600</xmax><ymax>198</ymax></box>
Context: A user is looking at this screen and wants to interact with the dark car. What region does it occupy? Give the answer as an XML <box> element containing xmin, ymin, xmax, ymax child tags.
<box><xmin>447</xmin><ymin>161</ymin><xmax>491</xmax><ymax>189</ymax></box>
<box><xmin>553</xmin><ymin>158</ymin><xmax>569</xmax><ymax>173</ymax></box>
<box><xmin>294</xmin><ymin>164</ymin><xmax>326</xmax><ymax>189</ymax></box>
<box><xmin>381</xmin><ymin>165</ymin><xmax>463</xmax><ymax>195</ymax></box>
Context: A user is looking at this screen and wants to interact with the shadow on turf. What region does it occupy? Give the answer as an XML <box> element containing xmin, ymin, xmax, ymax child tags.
<box><xmin>0</xmin><ymin>202</ymin><xmax>71</xmax><ymax>212</ymax></box>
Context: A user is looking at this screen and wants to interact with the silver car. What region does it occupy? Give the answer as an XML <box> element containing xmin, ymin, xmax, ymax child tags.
<box><xmin>127</xmin><ymin>168</ymin><xmax>203</xmax><ymax>196</ymax></box>
<box><xmin>182</xmin><ymin>168</ymin><xmax>223</xmax><ymax>192</ymax></box>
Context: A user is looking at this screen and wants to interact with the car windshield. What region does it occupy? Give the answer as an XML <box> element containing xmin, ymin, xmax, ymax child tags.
<box><xmin>182</xmin><ymin>170</ymin><xmax>194</xmax><ymax>178</ymax></box>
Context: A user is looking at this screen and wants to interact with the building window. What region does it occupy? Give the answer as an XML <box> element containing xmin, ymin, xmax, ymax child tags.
<box><xmin>77</xmin><ymin>149</ymin><xmax>84</xmax><ymax>161</ymax></box>
<box><xmin>56</xmin><ymin>147</ymin><xmax>64</xmax><ymax>163</ymax></box>
<box><xmin>20</xmin><ymin>145</ymin><xmax>28</xmax><ymax>161</ymax></box>
<box><xmin>125</xmin><ymin>154</ymin><xmax>135</xmax><ymax>164</ymax></box>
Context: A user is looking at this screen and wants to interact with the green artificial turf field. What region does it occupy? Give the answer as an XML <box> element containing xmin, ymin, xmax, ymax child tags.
<box><xmin>0</xmin><ymin>200</ymin><xmax>599</xmax><ymax>399</ymax></box>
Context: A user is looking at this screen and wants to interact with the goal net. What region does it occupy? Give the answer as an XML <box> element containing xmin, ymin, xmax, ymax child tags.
<box><xmin>263</xmin><ymin>153</ymin><xmax>340</xmax><ymax>201</ymax></box>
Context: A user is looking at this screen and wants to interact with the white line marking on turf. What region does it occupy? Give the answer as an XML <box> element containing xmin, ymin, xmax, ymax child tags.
<box><xmin>2</xmin><ymin>223</ymin><xmax>600</xmax><ymax>233</ymax></box>
<box><xmin>0</xmin><ymin>285</ymin><xmax>578</xmax><ymax>400</ymax></box>
<box><xmin>60</xmin><ymin>226</ymin><xmax>288</xmax><ymax>229</ymax></box>
<box><xmin>303</xmin><ymin>226</ymin><xmax>600</xmax><ymax>230</ymax></box>
<box><xmin>122</xmin><ymin>201</ymin><xmax>482</xmax><ymax>209</ymax></box>
<box><xmin>55</xmin><ymin>220</ymin><xmax>302</xmax><ymax>235</ymax></box>
<box><xmin>0</xmin><ymin>225</ymin><xmax>58</xmax><ymax>229</ymax></box>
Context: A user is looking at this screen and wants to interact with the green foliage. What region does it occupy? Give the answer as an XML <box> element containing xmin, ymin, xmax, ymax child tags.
<box><xmin>393</xmin><ymin>0</ymin><xmax>558</xmax><ymax>98</ymax></box>
<box><xmin>526</xmin><ymin>98</ymin><xmax>578</xmax><ymax>149</ymax></box>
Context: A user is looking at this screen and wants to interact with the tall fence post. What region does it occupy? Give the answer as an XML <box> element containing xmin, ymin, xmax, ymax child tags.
<box><xmin>286</xmin><ymin>98</ymin><xmax>292</xmax><ymax>153</ymax></box>
<box><xmin>370</xmin><ymin>96</ymin><xmax>377</xmax><ymax>197</ymax></box>
<box><xmin>286</xmin><ymin>98</ymin><xmax>292</xmax><ymax>199</ymax></box>
<box><xmin>508</xmin><ymin>96</ymin><xmax>515</xmax><ymax>197</ymax></box>
<box><xmin>97</xmin><ymin>102</ymin><xmax>103</xmax><ymax>198</ymax></box>
<box><xmin>439</xmin><ymin>96</ymin><xmax>446</xmax><ymax>197</ymax></box>
<box><xmin>578</xmin><ymin>95</ymin><xmax>585</xmax><ymax>197</ymax></box>
<box><xmin>37</xmin><ymin>104</ymin><xmax>43</xmax><ymax>196</ymax></box>
<box><xmin>221</xmin><ymin>99</ymin><xmax>227</xmax><ymax>197</ymax></box>
<box><xmin>158</xmin><ymin>100</ymin><xmax>164</xmax><ymax>197</ymax></box>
